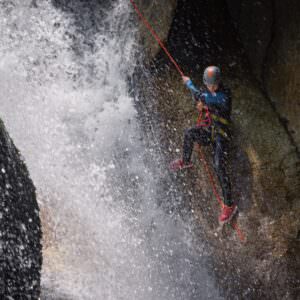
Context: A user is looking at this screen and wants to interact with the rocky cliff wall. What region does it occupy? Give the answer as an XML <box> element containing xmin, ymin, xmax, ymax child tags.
<box><xmin>226</xmin><ymin>0</ymin><xmax>300</xmax><ymax>152</ymax></box>
<box><xmin>136</xmin><ymin>0</ymin><xmax>177</xmax><ymax>58</ymax></box>
<box><xmin>136</xmin><ymin>0</ymin><xmax>300</xmax><ymax>298</ymax></box>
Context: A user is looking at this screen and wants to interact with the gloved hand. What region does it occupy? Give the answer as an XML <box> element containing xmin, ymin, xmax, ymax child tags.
<box><xmin>196</xmin><ymin>101</ymin><xmax>204</xmax><ymax>112</ymax></box>
<box><xmin>182</xmin><ymin>76</ymin><xmax>190</xmax><ymax>84</ymax></box>
<box><xmin>197</xmin><ymin>101</ymin><xmax>209</xmax><ymax>113</ymax></box>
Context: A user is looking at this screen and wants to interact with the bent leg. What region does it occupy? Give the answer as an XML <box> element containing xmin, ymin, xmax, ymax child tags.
<box><xmin>183</xmin><ymin>127</ymin><xmax>211</xmax><ymax>164</ymax></box>
<box><xmin>213</xmin><ymin>136</ymin><xmax>233</xmax><ymax>206</ymax></box>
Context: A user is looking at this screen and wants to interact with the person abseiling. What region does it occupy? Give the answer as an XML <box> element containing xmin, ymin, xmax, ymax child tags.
<box><xmin>170</xmin><ymin>66</ymin><xmax>237</xmax><ymax>223</ymax></box>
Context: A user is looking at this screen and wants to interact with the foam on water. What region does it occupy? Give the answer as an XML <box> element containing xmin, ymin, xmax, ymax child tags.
<box><xmin>0</xmin><ymin>1</ymin><xmax>222</xmax><ymax>299</ymax></box>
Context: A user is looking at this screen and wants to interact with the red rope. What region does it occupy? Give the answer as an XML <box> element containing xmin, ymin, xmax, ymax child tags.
<box><xmin>197</xmin><ymin>146</ymin><xmax>224</xmax><ymax>208</ymax></box>
<box><xmin>197</xmin><ymin>111</ymin><xmax>245</xmax><ymax>241</ymax></box>
<box><xmin>129</xmin><ymin>0</ymin><xmax>245</xmax><ymax>242</ymax></box>
<box><xmin>129</xmin><ymin>0</ymin><xmax>185</xmax><ymax>77</ymax></box>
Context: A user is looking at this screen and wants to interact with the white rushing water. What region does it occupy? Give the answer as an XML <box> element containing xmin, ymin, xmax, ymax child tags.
<box><xmin>0</xmin><ymin>1</ymin><xmax>222</xmax><ymax>299</ymax></box>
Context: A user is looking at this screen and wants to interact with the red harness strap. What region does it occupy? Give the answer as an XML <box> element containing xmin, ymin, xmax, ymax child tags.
<box><xmin>197</xmin><ymin>106</ymin><xmax>212</xmax><ymax>128</ymax></box>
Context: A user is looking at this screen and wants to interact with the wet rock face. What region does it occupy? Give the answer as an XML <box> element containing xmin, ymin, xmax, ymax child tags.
<box><xmin>0</xmin><ymin>120</ymin><xmax>42</xmax><ymax>298</ymax></box>
<box><xmin>226</xmin><ymin>0</ymin><xmax>300</xmax><ymax>150</ymax></box>
<box><xmin>135</xmin><ymin>0</ymin><xmax>177</xmax><ymax>58</ymax></box>
<box><xmin>265</xmin><ymin>0</ymin><xmax>300</xmax><ymax>149</ymax></box>
<box><xmin>137</xmin><ymin>0</ymin><xmax>300</xmax><ymax>298</ymax></box>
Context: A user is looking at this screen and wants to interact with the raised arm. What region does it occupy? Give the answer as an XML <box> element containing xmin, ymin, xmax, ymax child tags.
<box><xmin>182</xmin><ymin>76</ymin><xmax>202</xmax><ymax>101</ymax></box>
<box><xmin>182</xmin><ymin>76</ymin><xmax>206</xmax><ymax>112</ymax></box>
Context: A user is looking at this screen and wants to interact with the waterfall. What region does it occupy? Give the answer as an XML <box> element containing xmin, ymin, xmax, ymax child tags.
<box><xmin>0</xmin><ymin>1</ymin><xmax>222</xmax><ymax>299</ymax></box>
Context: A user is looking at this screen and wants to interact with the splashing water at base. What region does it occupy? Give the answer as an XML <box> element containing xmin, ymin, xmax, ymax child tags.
<box><xmin>0</xmin><ymin>1</ymin><xmax>222</xmax><ymax>299</ymax></box>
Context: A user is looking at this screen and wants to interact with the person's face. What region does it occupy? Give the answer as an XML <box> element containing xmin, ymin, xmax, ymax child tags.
<box><xmin>206</xmin><ymin>84</ymin><xmax>219</xmax><ymax>93</ymax></box>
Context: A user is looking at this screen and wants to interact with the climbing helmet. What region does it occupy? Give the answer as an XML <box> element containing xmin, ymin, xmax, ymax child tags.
<box><xmin>203</xmin><ymin>66</ymin><xmax>221</xmax><ymax>86</ymax></box>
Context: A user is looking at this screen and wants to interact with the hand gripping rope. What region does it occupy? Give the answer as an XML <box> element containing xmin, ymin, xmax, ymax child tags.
<box><xmin>129</xmin><ymin>0</ymin><xmax>245</xmax><ymax>242</ymax></box>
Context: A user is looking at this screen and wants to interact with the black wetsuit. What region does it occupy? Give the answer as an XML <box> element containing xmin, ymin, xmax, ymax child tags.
<box><xmin>184</xmin><ymin>79</ymin><xmax>233</xmax><ymax>206</ymax></box>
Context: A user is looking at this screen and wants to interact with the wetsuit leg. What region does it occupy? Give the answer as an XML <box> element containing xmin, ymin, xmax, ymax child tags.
<box><xmin>213</xmin><ymin>135</ymin><xmax>233</xmax><ymax>206</ymax></box>
<box><xmin>183</xmin><ymin>126</ymin><xmax>211</xmax><ymax>164</ymax></box>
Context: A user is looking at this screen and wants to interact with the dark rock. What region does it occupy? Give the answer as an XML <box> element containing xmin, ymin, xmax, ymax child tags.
<box><xmin>226</xmin><ymin>0</ymin><xmax>273</xmax><ymax>81</ymax></box>
<box><xmin>226</xmin><ymin>0</ymin><xmax>300</xmax><ymax>152</ymax></box>
<box><xmin>0</xmin><ymin>119</ymin><xmax>42</xmax><ymax>298</ymax></box>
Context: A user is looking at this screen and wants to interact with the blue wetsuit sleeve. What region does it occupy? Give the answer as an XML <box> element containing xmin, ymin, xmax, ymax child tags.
<box><xmin>185</xmin><ymin>79</ymin><xmax>203</xmax><ymax>103</ymax></box>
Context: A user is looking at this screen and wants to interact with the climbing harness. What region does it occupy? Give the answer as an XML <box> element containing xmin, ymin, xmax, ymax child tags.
<box><xmin>210</xmin><ymin>114</ymin><xmax>230</xmax><ymax>126</ymax></box>
<box><xmin>197</xmin><ymin>106</ymin><xmax>212</xmax><ymax>128</ymax></box>
<box><xmin>129</xmin><ymin>0</ymin><xmax>245</xmax><ymax>242</ymax></box>
<box><xmin>210</xmin><ymin>114</ymin><xmax>230</xmax><ymax>140</ymax></box>
<box><xmin>196</xmin><ymin>108</ymin><xmax>230</xmax><ymax>141</ymax></box>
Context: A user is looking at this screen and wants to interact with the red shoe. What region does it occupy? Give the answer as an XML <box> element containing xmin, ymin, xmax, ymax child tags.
<box><xmin>219</xmin><ymin>204</ymin><xmax>238</xmax><ymax>223</ymax></box>
<box><xmin>170</xmin><ymin>159</ymin><xmax>193</xmax><ymax>171</ymax></box>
